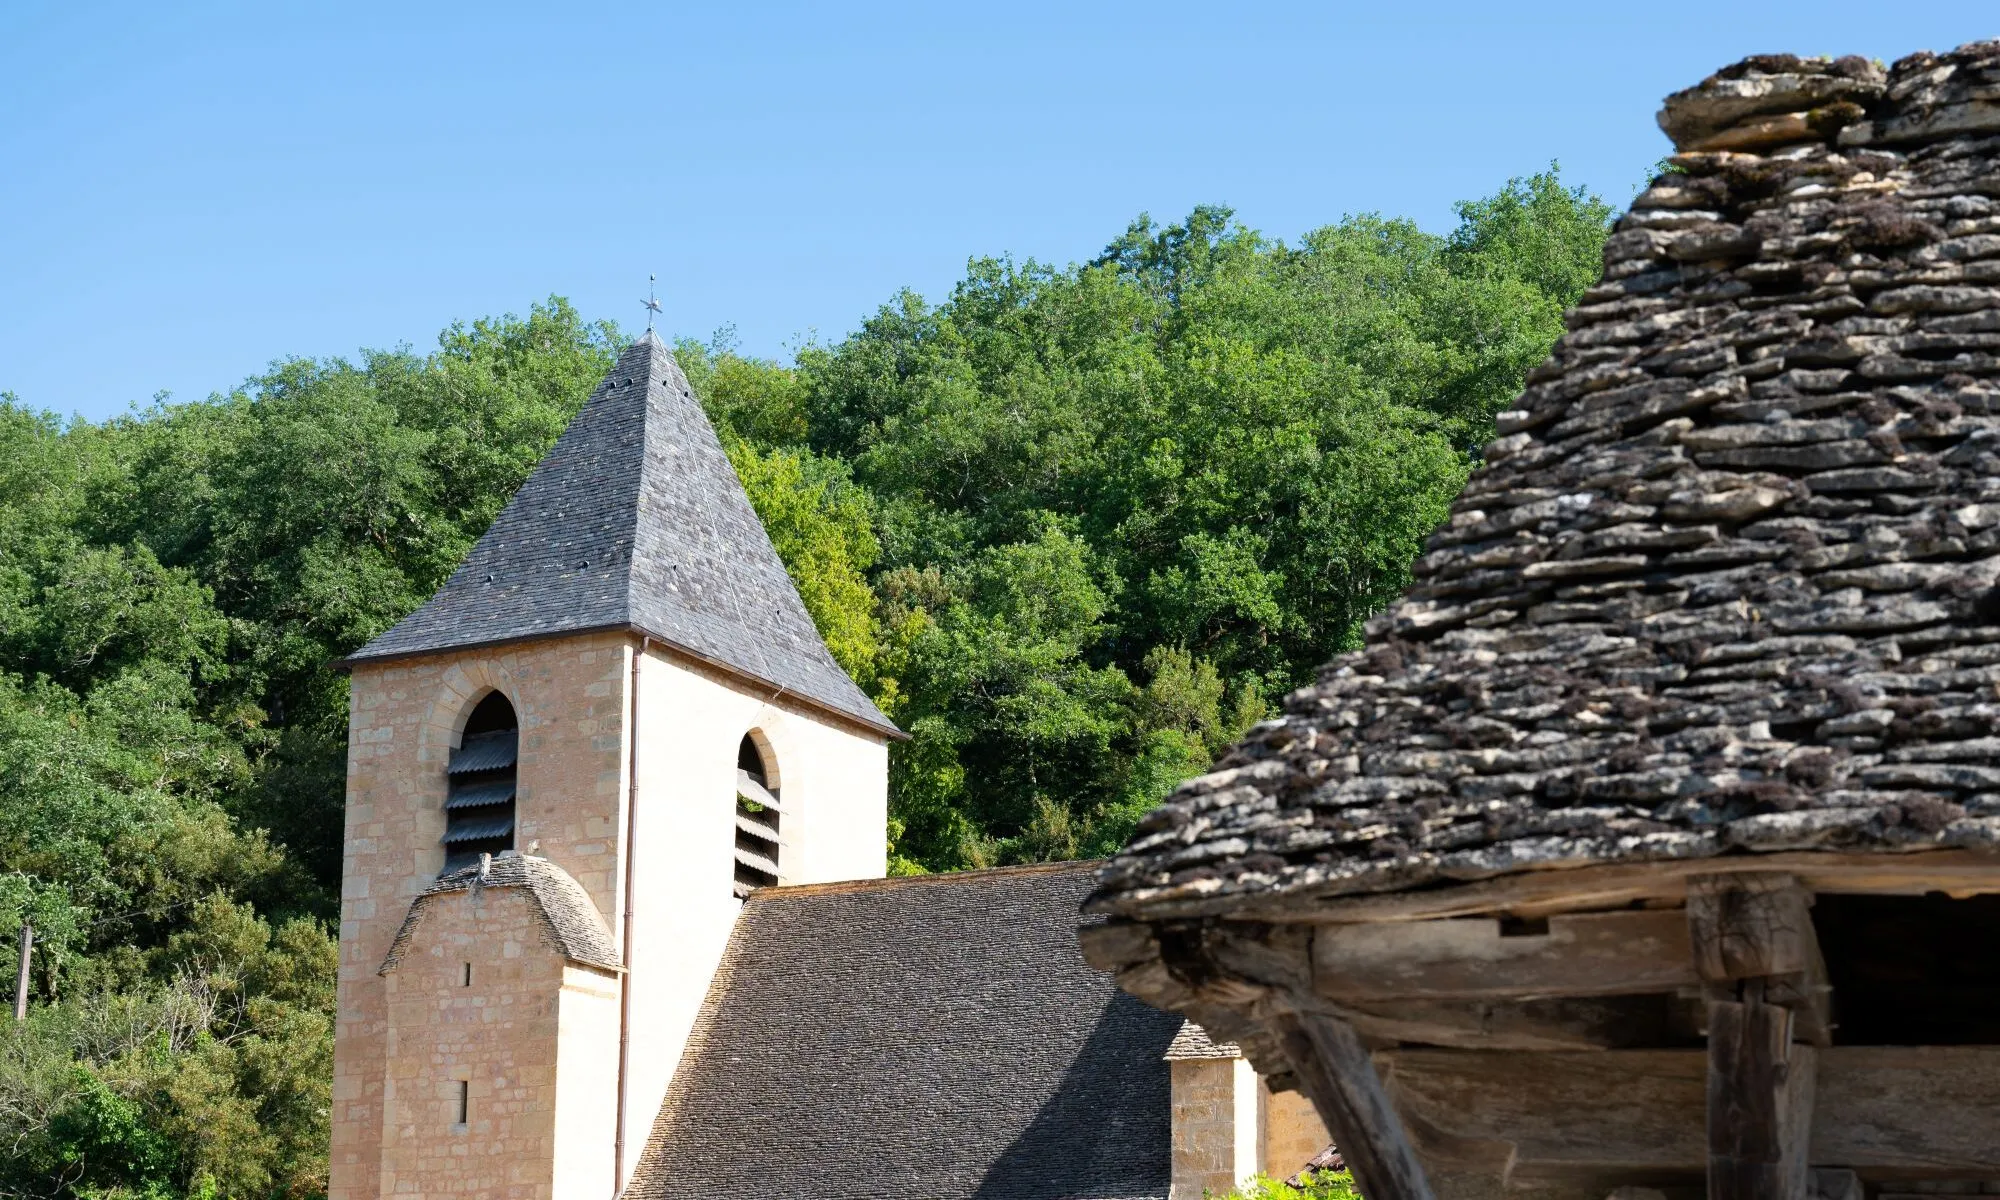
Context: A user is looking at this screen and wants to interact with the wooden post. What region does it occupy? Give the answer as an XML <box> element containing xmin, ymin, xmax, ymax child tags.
<box><xmin>1707</xmin><ymin>981</ymin><xmax>1815</xmax><ymax>1200</ymax></box>
<box><xmin>1688</xmin><ymin>874</ymin><xmax>1822</xmax><ymax>1200</ymax></box>
<box><xmin>13</xmin><ymin>920</ymin><xmax>30</xmax><ymax>1023</ymax></box>
<box><xmin>1271</xmin><ymin>1008</ymin><xmax>1436</xmax><ymax>1200</ymax></box>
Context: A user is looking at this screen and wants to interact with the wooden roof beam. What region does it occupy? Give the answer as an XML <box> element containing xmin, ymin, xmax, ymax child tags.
<box><xmin>1220</xmin><ymin>852</ymin><xmax>2000</xmax><ymax>926</ymax></box>
<box><xmin>1687</xmin><ymin>872</ymin><xmax>1832</xmax><ymax>1045</ymax></box>
<box><xmin>1331</xmin><ymin>993</ymin><xmax>1680</xmax><ymax>1052</ymax></box>
<box><xmin>1312</xmin><ymin>908</ymin><xmax>1697</xmax><ymax>1003</ymax></box>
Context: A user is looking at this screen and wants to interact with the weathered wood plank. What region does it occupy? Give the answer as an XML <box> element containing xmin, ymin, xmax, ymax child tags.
<box><xmin>1816</xmin><ymin>1046</ymin><xmax>2000</xmax><ymax>1173</ymax></box>
<box><xmin>1707</xmin><ymin>993</ymin><xmax>1813</xmax><ymax>1200</ymax></box>
<box><xmin>1378</xmin><ymin>1048</ymin><xmax>1705</xmax><ymax>1175</ymax></box>
<box><xmin>1076</xmin><ymin>918</ymin><xmax>1157</xmax><ymax>973</ymax></box>
<box><xmin>1229</xmin><ymin>851</ymin><xmax>2000</xmax><ymax>924</ymax></box>
<box><xmin>1375</xmin><ymin>1046</ymin><xmax>2000</xmax><ymax>1176</ymax></box>
<box><xmin>1207</xmin><ymin>921</ymin><xmax>1315</xmax><ymax>994</ymax></box>
<box><xmin>1313</xmin><ymin>909</ymin><xmax>1696</xmax><ymax>1001</ymax></box>
<box><xmin>1271</xmin><ymin>1009</ymin><xmax>1436</xmax><ymax>1200</ymax></box>
<box><xmin>1333</xmin><ymin>994</ymin><xmax>1672</xmax><ymax>1051</ymax></box>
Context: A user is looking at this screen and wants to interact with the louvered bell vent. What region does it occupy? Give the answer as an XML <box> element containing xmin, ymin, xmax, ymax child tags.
<box><xmin>444</xmin><ymin>693</ymin><xmax>518</xmax><ymax>872</ymax></box>
<box><xmin>734</xmin><ymin>735</ymin><xmax>780</xmax><ymax>897</ymax></box>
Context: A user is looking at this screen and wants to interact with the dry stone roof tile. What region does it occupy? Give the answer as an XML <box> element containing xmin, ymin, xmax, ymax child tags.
<box><xmin>1091</xmin><ymin>41</ymin><xmax>2000</xmax><ymax>921</ymax></box>
<box><xmin>628</xmin><ymin>863</ymin><xmax>1178</xmax><ymax>1200</ymax></box>
<box><xmin>342</xmin><ymin>333</ymin><xmax>896</xmax><ymax>738</ymax></box>
<box><xmin>378</xmin><ymin>852</ymin><xmax>620</xmax><ymax>974</ymax></box>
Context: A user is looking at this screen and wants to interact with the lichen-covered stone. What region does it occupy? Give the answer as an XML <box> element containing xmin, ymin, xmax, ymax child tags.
<box><xmin>1090</xmin><ymin>39</ymin><xmax>2000</xmax><ymax>921</ymax></box>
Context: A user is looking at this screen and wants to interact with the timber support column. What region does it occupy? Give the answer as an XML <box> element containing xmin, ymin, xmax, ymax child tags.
<box><xmin>1687</xmin><ymin>873</ymin><xmax>1830</xmax><ymax>1200</ymax></box>
<box><xmin>1271</xmin><ymin>1009</ymin><xmax>1435</xmax><ymax>1200</ymax></box>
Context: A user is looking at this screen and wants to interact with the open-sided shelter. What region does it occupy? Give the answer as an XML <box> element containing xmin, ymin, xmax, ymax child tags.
<box><xmin>1084</xmin><ymin>40</ymin><xmax>2000</xmax><ymax>1200</ymax></box>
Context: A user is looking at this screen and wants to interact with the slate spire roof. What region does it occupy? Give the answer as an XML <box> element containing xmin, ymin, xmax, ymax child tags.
<box><xmin>343</xmin><ymin>334</ymin><xmax>896</xmax><ymax>737</ymax></box>
<box><xmin>1090</xmin><ymin>41</ymin><xmax>2000</xmax><ymax>921</ymax></box>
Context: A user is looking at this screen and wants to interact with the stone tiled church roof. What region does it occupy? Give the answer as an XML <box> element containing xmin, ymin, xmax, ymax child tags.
<box><xmin>628</xmin><ymin>863</ymin><xmax>1179</xmax><ymax>1200</ymax></box>
<box><xmin>378</xmin><ymin>852</ymin><xmax>621</xmax><ymax>973</ymax></box>
<box><xmin>342</xmin><ymin>333</ymin><xmax>897</xmax><ymax>738</ymax></box>
<box><xmin>1091</xmin><ymin>41</ymin><xmax>2000</xmax><ymax>921</ymax></box>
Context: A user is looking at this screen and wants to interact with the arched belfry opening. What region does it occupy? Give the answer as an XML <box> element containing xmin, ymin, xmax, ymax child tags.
<box><xmin>444</xmin><ymin>691</ymin><xmax>518</xmax><ymax>872</ymax></box>
<box><xmin>733</xmin><ymin>733</ymin><xmax>781</xmax><ymax>897</ymax></box>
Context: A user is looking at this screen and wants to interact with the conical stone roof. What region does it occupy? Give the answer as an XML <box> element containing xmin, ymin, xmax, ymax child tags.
<box><xmin>1091</xmin><ymin>41</ymin><xmax>2000</xmax><ymax>920</ymax></box>
<box><xmin>345</xmin><ymin>334</ymin><xmax>896</xmax><ymax>738</ymax></box>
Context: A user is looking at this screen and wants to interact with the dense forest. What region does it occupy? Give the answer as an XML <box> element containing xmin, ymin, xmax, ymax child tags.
<box><xmin>0</xmin><ymin>172</ymin><xmax>1611</xmax><ymax>1197</ymax></box>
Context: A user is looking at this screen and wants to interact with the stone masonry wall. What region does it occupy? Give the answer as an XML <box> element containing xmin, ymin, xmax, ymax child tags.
<box><xmin>331</xmin><ymin>633</ymin><xmax>632</xmax><ymax>1200</ymax></box>
<box><xmin>1170</xmin><ymin>1057</ymin><xmax>1257</xmax><ymax>1197</ymax></box>
<box><xmin>1259</xmin><ymin>1081</ymin><xmax>1333</xmax><ymax>1182</ymax></box>
<box><xmin>550</xmin><ymin>964</ymin><xmax>622</xmax><ymax>1200</ymax></box>
<box><xmin>332</xmin><ymin>629</ymin><xmax>892</xmax><ymax>1199</ymax></box>
<box><xmin>380</xmin><ymin>886</ymin><xmax>564</xmax><ymax>1199</ymax></box>
<box><xmin>377</xmin><ymin>882</ymin><xmax>623</xmax><ymax>1200</ymax></box>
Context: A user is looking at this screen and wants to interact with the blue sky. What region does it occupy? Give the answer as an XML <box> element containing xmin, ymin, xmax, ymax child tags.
<box><xmin>2</xmin><ymin>2</ymin><xmax>1993</xmax><ymax>422</ymax></box>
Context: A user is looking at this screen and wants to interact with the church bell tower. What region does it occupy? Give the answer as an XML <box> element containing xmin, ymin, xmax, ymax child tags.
<box><xmin>326</xmin><ymin>334</ymin><xmax>897</xmax><ymax>1200</ymax></box>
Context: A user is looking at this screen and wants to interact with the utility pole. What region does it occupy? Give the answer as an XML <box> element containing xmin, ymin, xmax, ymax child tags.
<box><xmin>13</xmin><ymin>920</ymin><xmax>30</xmax><ymax>1023</ymax></box>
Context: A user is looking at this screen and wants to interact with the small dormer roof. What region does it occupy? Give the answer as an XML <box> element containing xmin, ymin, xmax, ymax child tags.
<box><xmin>1163</xmin><ymin>1020</ymin><xmax>1241</xmax><ymax>1061</ymax></box>
<box><xmin>341</xmin><ymin>334</ymin><xmax>896</xmax><ymax>738</ymax></box>
<box><xmin>378</xmin><ymin>852</ymin><xmax>620</xmax><ymax>974</ymax></box>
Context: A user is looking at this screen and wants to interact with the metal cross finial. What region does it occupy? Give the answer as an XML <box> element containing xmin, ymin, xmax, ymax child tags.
<box><xmin>644</xmin><ymin>273</ymin><xmax>662</xmax><ymax>333</ymax></box>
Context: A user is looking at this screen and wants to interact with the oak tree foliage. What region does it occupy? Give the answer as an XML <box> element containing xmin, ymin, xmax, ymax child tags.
<box><xmin>0</xmin><ymin>170</ymin><xmax>1608</xmax><ymax>1195</ymax></box>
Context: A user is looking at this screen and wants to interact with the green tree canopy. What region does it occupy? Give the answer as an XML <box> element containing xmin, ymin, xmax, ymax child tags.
<box><xmin>0</xmin><ymin>168</ymin><xmax>1610</xmax><ymax>1196</ymax></box>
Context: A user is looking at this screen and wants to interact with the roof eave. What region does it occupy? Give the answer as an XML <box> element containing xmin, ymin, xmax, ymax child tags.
<box><xmin>1088</xmin><ymin>844</ymin><xmax>2000</xmax><ymax>926</ymax></box>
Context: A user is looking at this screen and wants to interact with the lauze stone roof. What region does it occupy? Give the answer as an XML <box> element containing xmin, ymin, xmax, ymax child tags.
<box><xmin>342</xmin><ymin>333</ymin><xmax>895</xmax><ymax>738</ymax></box>
<box><xmin>1092</xmin><ymin>41</ymin><xmax>2000</xmax><ymax>921</ymax></box>
<box><xmin>629</xmin><ymin>864</ymin><xmax>1180</xmax><ymax>1200</ymax></box>
<box><xmin>378</xmin><ymin>852</ymin><xmax>621</xmax><ymax>974</ymax></box>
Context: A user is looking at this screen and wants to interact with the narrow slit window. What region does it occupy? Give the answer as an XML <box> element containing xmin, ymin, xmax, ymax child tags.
<box><xmin>454</xmin><ymin>1080</ymin><xmax>469</xmax><ymax>1126</ymax></box>
<box><xmin>444</xmin><ymin>692</ymin><xmax>518</xmax><ymax>873</ymax></box>
<box><xmin>733</xmin><ymin>734</ymin><xmax>780</xmax><ymax>897</ymax></box>
<box><xmin>462</xmin><ymin>962</ymin><xmax>472</xmax><ymax>987</ymax></box>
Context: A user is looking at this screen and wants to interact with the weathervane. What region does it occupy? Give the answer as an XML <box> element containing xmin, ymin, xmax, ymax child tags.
<box><xmin>644</xmin><ymin>274</ymin><xmax>662</xmax><ymax>333</ymax></box>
